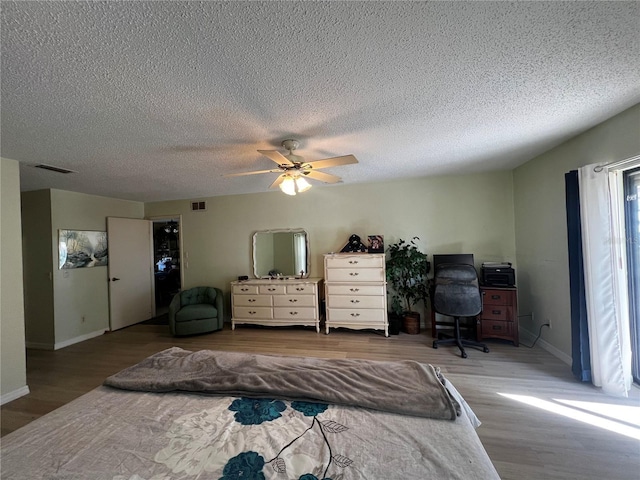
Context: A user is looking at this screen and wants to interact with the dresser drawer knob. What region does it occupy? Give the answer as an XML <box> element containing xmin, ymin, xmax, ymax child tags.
<box><xmin>349</xmin><ymin>272</ymin><xmax>359</xmax><ymax>276</ymax></box>
<box><xmin>296</xmin><ymin>287</ymin><xmax>304</xmax><ymax>291</ymax></box>
<box><xmin>268</xmin><ymin>287</ymin><xmax>276</xmax><ymax>291</ymax></box>
<box><xmin>289</xmin><ymin>311</ymin><xmax>298</xmax><ymax>316</ymax></box>
<box><xmin>350</xmin><ymin>313</ymin><xmax>360</xmax><ymax>317</ymax></box>
<box><xmin>241</xmin><ymin>287</ymin><xmax>249</xmax><ymax>292</ymax></box>
<box><xmin>492</xmin><ymin>325</ymin><xmax>502</xmax><ymax>330</ymax></box>
<box><xmin>248</xmin><ymin>299</ymin><xmax>256</xmax><ymax>303</ymax></box>
<box><xmin>289</xmin><ymin>299</ymin><xmax>298</xmax><ymax>303</ymax></box>
<box><xmin>492</xmin><ymin>310</ymin><xmax>501</xmax><ymax>315</ymax></box>
<box><xmin>351</xmin><ymin>299</ymin><xmax>360</xmax><ymax>303</ymax></box>
<box><xmin>249</xmin><ymin>311</ymin><xmax>256</xmax><ymax>315</ymax></box>
<box><xmin>491</xmin><ymin>295</ymin><xmax>500</xmax><ymax>300</ymax></box>
<box><xmin>350</xmin><ymin>288</ymin><xmax>360</xmax><ymax>292</ymax></box>
<box><xmin>349</xmin><ymin>260</ymin><xmax>359</xmax><ymax>264</ymax></box>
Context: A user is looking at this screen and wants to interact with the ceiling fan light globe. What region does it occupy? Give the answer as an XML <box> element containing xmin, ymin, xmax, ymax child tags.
<box><xmin>279</xmin><ymin>176</ymin><xmax>297</xmax><ymax>195</ymax></box>
<box><xmin>295</xmin><ymin>176</ymin><xmax>312</xmax><ymax>193</ymax></box>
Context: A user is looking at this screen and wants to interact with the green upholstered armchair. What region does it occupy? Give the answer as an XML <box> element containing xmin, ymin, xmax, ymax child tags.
<box><xmin>168</xmin><ymin>286</ymin><xmax>224</xmax><ymax>336</ymax></box>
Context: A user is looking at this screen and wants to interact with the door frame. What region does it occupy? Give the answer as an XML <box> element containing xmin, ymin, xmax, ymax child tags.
<box><xmin>149</xmin><ymin>214</ymin><xmax>184</xmax><ymax>316</ymax></box>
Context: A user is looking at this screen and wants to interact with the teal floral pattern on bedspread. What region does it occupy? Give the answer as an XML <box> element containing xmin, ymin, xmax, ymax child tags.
<box><xmin>154</xmin><ymin>397</ymin><xmax>347</xmax><ymax>479</ymax></box>
<box><xmin>229</xmin><ymin>398</ymin><xmax>287</xmax><ymax>425</ymax></box>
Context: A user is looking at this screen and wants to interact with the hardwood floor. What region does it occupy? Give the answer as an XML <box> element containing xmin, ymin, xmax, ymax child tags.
<box><xmin>2</xmin><ymin>323</ymin><xmax>639</xmax><ymax>479</ymax></box>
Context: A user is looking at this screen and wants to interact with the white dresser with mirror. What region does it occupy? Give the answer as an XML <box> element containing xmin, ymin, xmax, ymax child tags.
<box><xmin>323</xmin><ymin>253</ymin><xmax>388</xmax><ymax>336</ymax></box>
<box><xmin>231</xmin><ymin>228</ymin><xmax>324</xmax><ymax>332</ymax></box>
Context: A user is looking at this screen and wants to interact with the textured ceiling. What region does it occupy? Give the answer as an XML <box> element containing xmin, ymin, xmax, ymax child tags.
<box><xmin>2</xmin><ymin>1</ymin><xmax>639</xmax><ymax>202</ymax></box>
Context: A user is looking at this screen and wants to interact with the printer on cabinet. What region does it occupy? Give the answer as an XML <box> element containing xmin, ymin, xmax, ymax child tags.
<box><xmin>481</xmin><ymin>262</ymin><xmax>515</xmax><ymax>287</ymax></box>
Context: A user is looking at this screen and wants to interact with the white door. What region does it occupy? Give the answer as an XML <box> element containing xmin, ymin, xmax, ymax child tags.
<box><xmin>107</xmin><ymin>217</ymin><xmax>154</xmax><ymax>330</ymax></box>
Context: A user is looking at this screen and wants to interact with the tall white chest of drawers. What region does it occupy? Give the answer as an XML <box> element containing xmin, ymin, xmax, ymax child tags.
<box><xmin>231</xmin><ymin>278</ymin><xmax>323</xmax><ymax>332</ymax></box>
<box><xmin>323</xmin><ymin>253</ymin><xmax>388</xmax><ymax>336</ymax></box>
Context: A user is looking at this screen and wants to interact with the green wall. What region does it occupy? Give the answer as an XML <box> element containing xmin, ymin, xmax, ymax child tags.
<box><xmin>1</xmin><ymin>158</ymin><xmax>28</xmax><ymax>403</ymax></box>
<box><xmin>513</xmin><ymin>103</ymin><xmax>640</xmax><ymax>361</ymax></box>
<box><xmin>20</xmin><ymin>190</ymin><xmax>54</xmax><ymax>347</ymax></box>
<box><xmin>146</xmin><ymin>171</ymin><xmax>517</xmax><ymax>323</ymax></box>
<box><xmin>21</xmin><ymin>189</ymin><xmax>144</xmax><ymax>349</ymax></box>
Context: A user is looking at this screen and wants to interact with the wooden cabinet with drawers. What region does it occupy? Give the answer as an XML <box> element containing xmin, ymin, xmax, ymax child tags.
<box><xmin>478</xmin><ymin>286</ymin><xmax>518</xmax><ymax>346</ymax></box>
<box><xmin>323</xmin><ymin>253</ymin><xmax>388</xmax><ymax>336</ymax></box>
<box><xmin>231</xmin><ymin>278</ymin><xmax>323</xmax><ymax>332</ymax></box>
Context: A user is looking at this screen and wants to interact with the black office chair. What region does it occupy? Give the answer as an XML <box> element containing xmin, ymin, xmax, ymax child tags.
<box><xmin>432</xmin><ymin>263</ymin><xmax>489</xmax><ymax>358</ymax></box>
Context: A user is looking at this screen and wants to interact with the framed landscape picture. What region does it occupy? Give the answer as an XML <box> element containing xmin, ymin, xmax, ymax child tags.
<box><xmin>59</xmin><ymin>230</ymin><xmax>108</xmax><ymax>269</ymax></box>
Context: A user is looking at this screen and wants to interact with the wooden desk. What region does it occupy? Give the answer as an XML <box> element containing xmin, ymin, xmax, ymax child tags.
<box><xmin>429</xmin><ymin>284</ymin><xmax>518</xmax><ymax>346</ymax></box>
<box><xmin>477</xmin><ymin>286</ymin><xmax>518</xmax><ymax>346</ymax></box>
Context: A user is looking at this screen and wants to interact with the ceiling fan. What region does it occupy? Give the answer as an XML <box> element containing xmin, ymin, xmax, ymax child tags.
<box><xmin>225</xmin><ymin>139</ymin><xmax>358</xmax><ymax>195</ymax></box>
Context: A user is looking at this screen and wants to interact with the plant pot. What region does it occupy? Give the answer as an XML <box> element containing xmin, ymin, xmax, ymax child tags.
<box><xmin>402</xmin><ymin>312</ymin><xmax>420</xmax><ymax>334</ymax></box>
<box><xmin>388</xmin><ymin>313</ymin><xmax>402</xmax><ymax>335</ymax></box>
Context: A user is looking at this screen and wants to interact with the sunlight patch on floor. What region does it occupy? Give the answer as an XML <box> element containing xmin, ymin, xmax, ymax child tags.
<box><xmin>554</xmin><ymin>399</ymin><xmax>640</xmax><ymax>428</ymax></box>
<box><xmin>498</xmin><ymin>393</ymin><xmax>640</xmax><ymax>440</ymax></box>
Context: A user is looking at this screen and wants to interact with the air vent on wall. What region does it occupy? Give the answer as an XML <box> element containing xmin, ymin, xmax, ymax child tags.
<box><xmin>34</xmin><ymin>164</ymin><xmax>76</xmax><ymax>174</ymax></box>
<box><xmin>191</xmin><ymin>201</ymin><xmax>207</xmax><ymax>211</ymax></box>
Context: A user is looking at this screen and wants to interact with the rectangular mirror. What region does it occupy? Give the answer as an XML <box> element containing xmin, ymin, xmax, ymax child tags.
<box><xmin>253</xmin><ymin>229</ymin><xmax>309</xmax><ymax>278</ymax></box>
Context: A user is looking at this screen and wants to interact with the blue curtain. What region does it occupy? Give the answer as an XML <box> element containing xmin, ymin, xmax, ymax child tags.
<box><xmin>565</xmin><ymin>170</ymin><xmax>592</xmax><ymax>382</ymax></box>
<box><xmin>623</xmin><ymin>169</ymin><xmax>640</xmax><ymax>384</ymax></box>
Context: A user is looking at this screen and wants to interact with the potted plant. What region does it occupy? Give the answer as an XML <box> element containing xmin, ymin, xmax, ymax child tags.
<box><xmin>386</xmin><ymin>237</ymin><xmax>429</xmax><ymax>334</ymax></box>
<box><xmin>387</xmin><ymin>295</ymin><xmax>403</xmax><ymax>335</ymax></box>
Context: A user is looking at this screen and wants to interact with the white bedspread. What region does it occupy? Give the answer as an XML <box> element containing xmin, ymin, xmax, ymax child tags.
<box><xmin>1</xmin><ymin>350</ymin><xmax>500</xmax><ymax>479</ymax></box>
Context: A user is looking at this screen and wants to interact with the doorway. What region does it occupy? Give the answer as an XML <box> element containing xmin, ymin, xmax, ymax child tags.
<box><xmin>152</xmin><ymin>217</ymin><xmax>182</xmax><ymax>315</ymax></box>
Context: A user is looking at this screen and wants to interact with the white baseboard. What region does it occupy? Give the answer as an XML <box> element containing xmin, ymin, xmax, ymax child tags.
<box><xmin>54</xmin><ymin>329</ymin><xmax>106</xmax><ymax>350</ymax></box>
<box><xmin>26</xmin><ymin>341</ymin><xmax>54</xmax><ymax>350</ymax></box>
<box><xmin>1</xmin><ymin>385</ymin><xmax>30</xmax><ymax>406</ymax></box>
<box><xmin>520</xmin><ymin>328</ymin><xmax>572</xmax><ymax>365</ymax></box>
<box><xmin>27</xmin><ymin>329</ymin><xmax>107</xmax><ymax>350</ymax></box>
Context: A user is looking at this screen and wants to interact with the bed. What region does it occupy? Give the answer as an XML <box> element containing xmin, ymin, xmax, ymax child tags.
<box><xmin>1</xmin><ymin>347</ymin><xmax>500</xmax><ymax>479</ymax></box>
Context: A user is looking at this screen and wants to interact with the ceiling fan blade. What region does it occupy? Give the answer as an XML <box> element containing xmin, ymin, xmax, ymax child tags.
<box><xmin>269</xmin><ymin>175</ymin><xmax>286</xmax><ymax>189</ymax></box>
<box><xmin>305</xmin><ymin>170</ymin><xmax>342</xmax><ymax>184</ymax></box>
<box><xmin>224</xmin><ymin>169</ymin><xmax>280</xmax><ymax>177</ymax></box>
<box><xmin>257</xmin><ymin>149</ymin><xmax>295</xmax><ymax>166</ymax></box>
<box><xmin>306</xmin><ymin>154</ymin><xmax>358</xmax><ymax>169</ymax></box>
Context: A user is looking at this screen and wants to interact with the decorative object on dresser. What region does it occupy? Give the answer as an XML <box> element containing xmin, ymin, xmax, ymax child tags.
<box><xmin>367</xmin><ymin>235</ymin><xmax>384</xmax><ymax>253</ymax></box>
<box><xmin>385</xmin><ymin>237</ymin><xmax>429</xmax><ymax>334</ymax></box>
<box><xmin>324</xmin><ymin>253</ymin><xmax>388</xmax><ymax>336</ymax></box>
<box><xmin>478</xmin><ymin>286</ymin><xmax>519</xmax><ymax>346</ymax></box>
<box><xmin>231</xmin><ymin>278</ymin><xmax>324</xmax><ymax>332</ymax></box>
<box><xmin>339</xmin><ymin>233</ymin><xmax>368</xmax><ymax>253</ymax></box>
